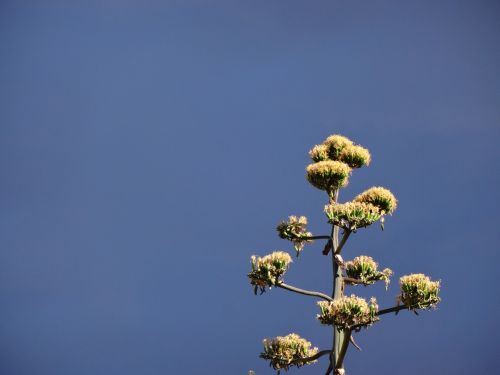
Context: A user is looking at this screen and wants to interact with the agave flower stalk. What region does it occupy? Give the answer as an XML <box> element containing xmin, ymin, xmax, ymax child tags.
<box><xmin>247</xmin><ymin>134</ymin><xmax>441</xmax><ymax>375</ymax></box>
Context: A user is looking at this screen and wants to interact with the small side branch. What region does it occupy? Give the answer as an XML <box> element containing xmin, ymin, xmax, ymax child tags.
<box><xmin>300</xmin><ymin>235</ymin><xmax>331</xmax><ymax>241</ymax></box>
<box><xmin>377</xmin><ymin>304</ymin><xmax>407</xmax><ymax>316</ymax></box>
<box><xmin>350</xmin><ymin>304</ymin><xmax>410</xmax><ymax>331</ymax></box>
<box><xmin>334</xmin><ymin>230</ymin><xmax>351</xmax><ymax>255</ymax></box>
<box><xmin>295</xmin><ymin>349</ymin><xmax>331</xmax><ymax>364</ymax></box>
<box><xmin>278</xmin><ymin>282</ymin><xmax>333</xmax><ymax>301</ymax></box>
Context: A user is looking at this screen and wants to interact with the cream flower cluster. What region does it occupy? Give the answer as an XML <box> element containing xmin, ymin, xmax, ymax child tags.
<box><xmin>354</xmin><ymin>187</ymin><xmax>397</xmax><ymax>215</ymax></box>
<box><xmin>309</xmin><ymin>134</ymin><xmax>371</xmax><ymax>168</ymax></box>
<box><xmin>345</xmin><ymin>255</ymin><xmax>393</xmax><ymax>289</ymax></box>
<box><xmin>324</xmin><ymin>201</ymin><xmax>382</xmax><ymax>231</ymax></box>
<box><xmin>306</xmin><ymin>160</ymin><xmax>352</xmax><ymax>191</ymax></box>
<box><xmin>317</xmin><ymin>295</ymin><xmax>379</xmax><ymax>330</ymax></box>
<box><xmin>399</xmin><ymin>274</ymin><xmax>441</xmax><ymax>310</ymax></box>
<box><xmin>306</xmin><ymin>135</ymin><xmax>371</xmax><ymax>193</ymax></box>
<box><xmin>260</xmin><ymin>333</ymin><xmax>319</xmax><ymax>372</ymax></box>
<box><xmin>308</xmin><ymin>144</ymin><xmax>329</xmax><ymax>162</ymax></box>
<box><xmin>276</xmin><ymin>215</ymin><xmax>313</xmax><ymax>254</ymax></box>
<box><xmin>248</xmin><ymin>251</ymin><xmax>292</xmax><ymax>294</ymax></box>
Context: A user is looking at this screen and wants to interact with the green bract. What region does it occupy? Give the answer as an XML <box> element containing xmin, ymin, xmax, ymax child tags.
<box><xmin>248</xmin><ymin>251</ymin><xmax>293</xmax><ymax>294</ymax></box>
<box><xmin>345</xmin><ymin>255</ymin><xmax>393</xmax><ymax>289</ymax></box>
<box><xmin>260</xmin><ymin>333</ymin><xmax>319</xmax><ymax>373</ymax></box>
<box><xmin>354</xmin><ymin>187</ymin><xmax>397</xmax><ymax>215</ymax></box>
<box><xmin>324</xmin><ymin>202</ymin><xmax>381</xmax><ymax>231</ymax></box>
<box><xmin>317</xmin><ymin>295</ymin><xmax>379</xmax><ymax>330</ymax></box>
<box><xmin>306</xmin><ymin>161</ymin><xmax>351</xmax><ymax>192</ymax></box>
<box><xmin>399</xmin><ymin>274</ymin><xmax>441</xmax><ymax>310</ymax></box>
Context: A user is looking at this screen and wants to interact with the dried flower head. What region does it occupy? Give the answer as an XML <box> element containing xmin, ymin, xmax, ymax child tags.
<box><xmin>399</xmin><ymin>274</ymin><xmax>441</xmax><ymax>310</ymax></box>
<box><xmin>354</xmin><ymin>187</ymin><xmax>397</xmax><ymax>215</ymax></box>
<box><xmin>345</xmin><ymin>255</ymin><xmax>393</xmax><ymax>289</ymax></box>
<box><xmin>317</xmin><ymin>295</ymin><xmax>379</xmax><ymax>330</ymax></box>
<box><xmin>324</xmin><ymin>135</ymin><xmax>354</xmax><ymax>160</ymax></box>
<box><xmin>260</xmin><ymin>333</ymin><xmax>319</xmax><ymax>372</ymax></box>
<box><xmin>309</xmin><ymin>144</ymin><xmax>329</xmax><ymax>162</ymax></box>
<box><xmin>339</xmin><ymin>144</ymin><xmax>371</xmax><ymax>168</ymax></box>
<box><xmin>248</xmin><ymin>251</ymin><xmax>292</xmax><ymax>294</ymax></box>
<box><xmin>306</xmin><ymin>161</ymin><xmax>351</xmax><ymax>192</ymax></box>
<box><xmin>324</xmin><ymin>202</ymin><xmax>381</xmax><ymax>231</ymax></box>
<box><xmin>276</xmin><ymin>216</ymin><xmax>313</xmax><ymax>255</ymax></box>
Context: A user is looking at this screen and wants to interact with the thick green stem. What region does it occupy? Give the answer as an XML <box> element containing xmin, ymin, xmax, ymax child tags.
<box><xmin>335</xmin><ymin>329</ymin><xmax>352</xmax><ymax>371</ymax></box>
<box><xmin>328</xmin><ymin>189</ymin><xmax>345</xmax><ymax>373</ymax></box>
<box><xmin>333</xmin><ymin>243</ymin><xmax>344</xmax><ymax>367</ymax></box>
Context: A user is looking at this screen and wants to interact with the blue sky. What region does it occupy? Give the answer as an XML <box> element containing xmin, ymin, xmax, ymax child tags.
<box><xmin>0</xmin><ymin>1</ymin><xmax>499</xmax><ymax>374</ymax></box>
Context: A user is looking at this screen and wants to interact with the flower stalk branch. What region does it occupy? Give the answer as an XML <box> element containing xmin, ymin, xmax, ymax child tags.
<box><xmin>278</xmin><ymin>282</ymin><xmax>333</xmax><ymax>302</ymax></box>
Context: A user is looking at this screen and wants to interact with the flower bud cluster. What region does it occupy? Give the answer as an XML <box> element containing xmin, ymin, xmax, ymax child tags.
<box><xmin>323</xmin><ymin>135</ymin><xmax>354</xmax><ymax>160</ymax></box>
<box><xmin>317</xmin><ymin>295</ymin><xmax>379</xmax><ymax>330</ymax></box>
<box><xmin>338</xmin><ymin>144</ymin><xmax>371</xmax><ymax>168</ymax></box>
<box><xmin>309</xmin><ymin>134</ymin><xmax>371</xmax><ymax>168</ymax></box>
<box><xmin>345</xmin><ymin>255</ymin><xmax>393</xmax><ymax>289</ymax></box>
<box><xmin>324</xmin><ymin>202</ymin><xmax>381</xmax><ymax>231</ymax></box>
<box><xmin>276</xmin><ymin>215</ymin><xmax>313</xmax><ymax>254</ymax></box>
<box><xmin>399</xmin><ymin>274</ymin><xmax>441</xmax><ymax>310</ymax></box>
<box><xmin>248</xmin><ymin>251</ymin><xmax>292</xmax><ymax>294</ymax></box>
<box><xmin>354</xmin><ymin>187</ymin><xmax>397</xmax><ymax>215</ymax></box>
<box><xmin>306</xmin><ymin>161</ymin><xmax>351</xmax><ymax>192</ymax></box>
<box><xmin>260</xmin><ymin>333</ymin><xmax>319</xmax><ymax>372</ymax></box>
<box><xmin>306</xmin><ymin>135</ymin><xmax>372</xmax><ymax>193</ymax></box>
<box><xmin>308</xmin><ymin>144</ymin><xmax>329</xmax><ymax>162</ymax></box>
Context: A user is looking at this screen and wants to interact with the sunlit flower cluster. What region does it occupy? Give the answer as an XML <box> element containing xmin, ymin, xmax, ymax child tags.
<box><xmin>276</xmin><ymin>215</ymin><xmax>313</xmax><ymax>255</ymax></box>
<box><xmin>317</xmin><ymin>295</ymin><xmax>379</xmax><ymax>330</ymax></box>
<box><xmin>260</xmin><ymin>333</ymin><xmax>319</xmax><ymax>373</ymax></box>
<box><xmin>306</xmin><ymin>161</ymin><xmax>351</xmax><ymax>192</ymax></box>
<box><xmin>339</xmin><ymin>144</ymin><xmax>371</xmax><ymax>168</ymax></box>
<box><xmin>248</xmin><ymin>251</ymin><xmax>293</xmax><ymax>294</ymax></box>
<box><xmin>306</xmin><ymin>135</ymin><xmax>373</xmax><ymax>193</ymax></box>
<box><xmin>399</xmin><ymin>274</ymin><xmax>441</xmax><ymax>310</ymax></box>
<box><xmin>324</xmin><ymin>135</ymin><xmax>354</xmax><ymax>159</ymax></box>
<box><xmin>345</xmin><ymin>255</ymin><xmax>393</xmax><ymax>289</ymax></box>
<box><xmin>324</xmin><ymin>202</ymin><xmax>381</xmax><ymax>231</ymax></box>
<box><xmin>308</xmin><ymin>144</ymin><xmax>329</xmax><ymax>162</ymax></box>
<box><xmin>354</xmin><ymin>187</ymin><xmax>397</xmax><ymax>215</ymax></box>
<box><xmin>309</xmin><ymin>134</ymin><xmax>371</xmax><ymax>169</ymax></box>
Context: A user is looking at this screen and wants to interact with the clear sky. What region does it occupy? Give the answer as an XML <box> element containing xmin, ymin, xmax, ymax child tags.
<box><xmin>0</xmin><ymin>1</ymin><xmax>499</xmax><ymax>374</ymax></box>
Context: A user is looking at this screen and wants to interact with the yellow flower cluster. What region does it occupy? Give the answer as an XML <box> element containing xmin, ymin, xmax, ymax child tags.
<box><xmin>345</xmin><ymin>255</ymin><xmax>393</xmax><ymax>289</ymax></box>
<box><xmin>317</xmin><ymin>295</ymin><xmax>379</xmax><ymax>330</ymax></box>
<box><xmin>308</xmin><ymin>144</ymin><xmax>329</xmax><ymax>162</ymax></box>
<box><xmin>260</xmin><ymin>333</ymin><xmax>319</xmax><ymax>372</ymax></box>
<box><xmin>399</xmin><ymin>274</ymin><xmax>441</xmax><ymax>310</ymax></box>
<box><xmin>309</xmin><ymin>134</ymin><xmax>371</xmax><ymax>168</ymax></box>
<box><xmin>354</xmin><ymin>187</ymin><xmax>397</xmax><ymax>215</ymax></box>
<box><xmin>306</xmin><ymin>134</ymin><xmax>372</xmax><ymax>193</ymax></box>
<box><xmin>339</xmin><ymin>144</ymin><xmax>371</xmax><ymax>168</ymax></box>
<box><xmin>324</xmin><ymin>135</ymin><xmax>353</xmax><ymax>159</ymax></box>
<box><xmin>248</xmin><ymin>251</ymin><xmax>293</xmax><ymax>294</ymax></box>
<box><xmin>324</xmin><ymin>201</ymin><xmax>381</xmax><ymax>231</ymax></box>
<box><xmin>306</xmin><ymin>160</ymin><xmax>351</xmax><ymax>192</ymax></box>
<box><xmin>276</xmin><ymin>215</ymin><xmax>313</xmax><ymax>255</ymax></box>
